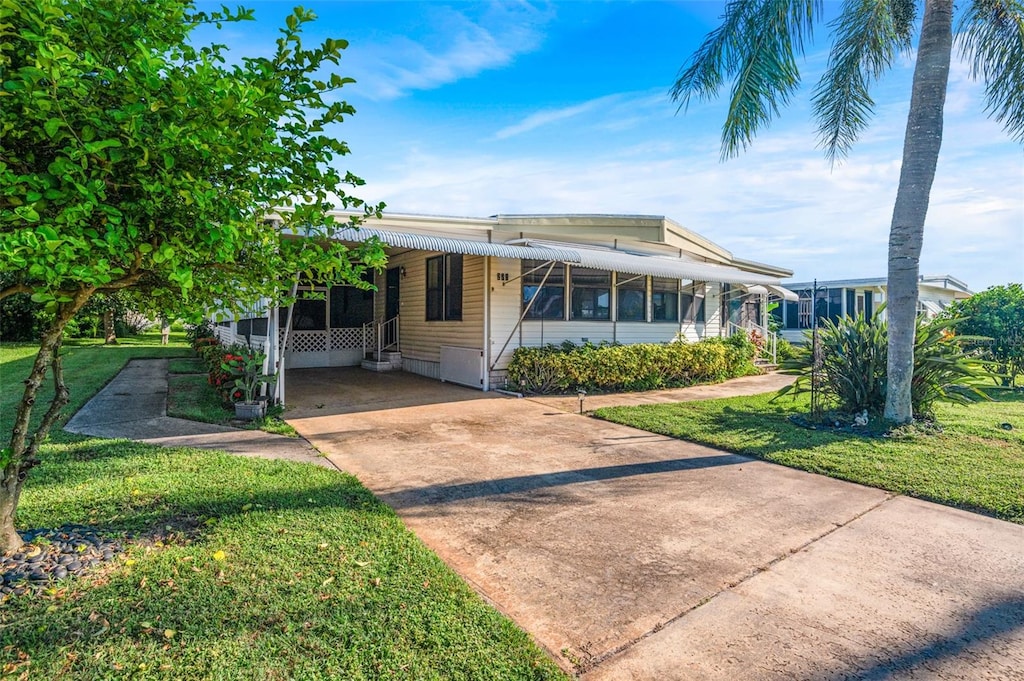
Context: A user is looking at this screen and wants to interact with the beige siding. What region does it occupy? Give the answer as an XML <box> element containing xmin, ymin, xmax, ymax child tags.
<box><xmin>386</xmin><ymin>252</ymin><xmax>485</xmax><ymax>364</ymax></box>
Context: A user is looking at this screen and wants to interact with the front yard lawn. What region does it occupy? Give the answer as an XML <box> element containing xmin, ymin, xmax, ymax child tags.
<box><xmin>595</xmin><ymin>389</ymin><xmax>1024</xmax><ymax>523</ymax></box>
<box><xmin>1</xmin><ymin>336</ymin><xmax>566</xmax><ymax>679</ymax></box>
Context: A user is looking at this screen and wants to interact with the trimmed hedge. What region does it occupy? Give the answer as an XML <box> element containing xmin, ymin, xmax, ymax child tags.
<box><xmin>506</xmin><ymin>336</ymin><xmax>758</xmax><ymax>394</ymax></box>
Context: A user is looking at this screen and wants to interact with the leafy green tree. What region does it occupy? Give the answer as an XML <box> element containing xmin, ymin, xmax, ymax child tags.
<box><xmin>945</xmin><ymin>283</ymin><xmax>1024</xmax><ymax>385</ymax></box>
<box><xmin>670</xmin><ymin>0</ymin><xmax>1024</xmax><ymax>424</ymax></box>
<box><xmin>0</xmin><ymin>0</ymin><xmax>385</xmax><ymax>551</ymax></box>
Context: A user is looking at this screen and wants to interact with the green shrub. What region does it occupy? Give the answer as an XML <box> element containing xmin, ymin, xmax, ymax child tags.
<box><xmin>776</xmin><ymin>337</ymin><xmax>797</xmax><ymax>362</ymax></box>
<box><xmin>506</xmin><ymin>337</ymin><xmax>756</xmax><ymax>395</ymax></box>
<box><xmin>779</xmin><ymin>312</ymin><xmax>987</xmax><ymax>418</ymax></box>
<box><xmin>186</xmin><ymin>319</ymin><xmax>216</xmax><ymax>345</ymax></box>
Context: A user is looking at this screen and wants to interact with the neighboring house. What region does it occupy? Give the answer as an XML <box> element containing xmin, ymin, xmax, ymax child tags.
<box><xmin>212</xmin><ymin>212</ymin><xmax>796</xmax><ymax>401</ymax></box>
<box><xmin>775</xmin><ymin>275</ymin><xmax>973</xmax><ymax>343</ymax></box>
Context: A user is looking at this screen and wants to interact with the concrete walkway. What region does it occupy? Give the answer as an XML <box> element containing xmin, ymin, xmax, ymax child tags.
<box><xmin>65</xmin><ymin>358</ymin><xmax>330</xmax><ymax>468</ymax></box>
<box><xmin>528</xmin><ymin>371</ymin><xmax>796</xmax><ymax>413</ymax></box>
<box><xmin>285</xmin><ymin>368</ymin><xmax>1024</xmax><ymax>680</ymax></box>
<box><xmin>65</xmin><ymin>364</ymin><xmax>1024</xmax><ymax>678</ymax></box>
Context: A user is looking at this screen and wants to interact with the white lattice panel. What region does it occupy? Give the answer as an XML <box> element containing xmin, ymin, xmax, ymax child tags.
<box><xmin>288</xmin><ymin>331</ymin><xmax>328</xmax><ymax>353</ymax></box>
<box><xmin>331</xmin><ymin>327</ymin><xmax>371</xmax><ymax>350</ymax></box>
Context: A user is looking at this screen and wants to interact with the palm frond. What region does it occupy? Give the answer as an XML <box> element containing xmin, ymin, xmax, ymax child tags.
<box><xmin>958</xmin><ymin>0</ymin><xmax>1024</xmax><ymax>143</ymax></box>
<box><xmin>671</xmin><ymin>0</ymin><xmax>824</xmax><ymax>160</ymax></box>
<box><xmin>812</xmin><ymin>0</ymin><xmax>912</xmax><ymax>164</ymax></box>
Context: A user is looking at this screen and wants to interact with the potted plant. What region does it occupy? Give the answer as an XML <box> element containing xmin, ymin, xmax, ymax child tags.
<box><xmin>222</xmin><ymin>351</ymin><xmax>273</xmax><ymax>420</ymax></box>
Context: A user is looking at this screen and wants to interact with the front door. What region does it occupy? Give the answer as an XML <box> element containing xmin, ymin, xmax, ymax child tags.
<box><xmin>385</xmin><ymin>267</ymin><xmax>400</xmax><ymax>320</ymax></box>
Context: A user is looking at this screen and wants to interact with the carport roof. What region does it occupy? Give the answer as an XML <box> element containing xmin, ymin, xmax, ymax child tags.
<box><xmin>335</xmin><ymin>227</ymin><xmax>579</xmax><ymax>262</ymax></box>
<box><xmin>336</xmin><ymin>227</ymin><xmax>783</xmax><ymax>285</ymax></box>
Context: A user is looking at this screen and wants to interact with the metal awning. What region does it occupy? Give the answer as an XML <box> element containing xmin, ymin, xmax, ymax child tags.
<box><xmin>739</xmin><ymin>284</ymin><xmax>799</xmax><ymax>300</ymax></box>
<box><xmin>335</xmin><ymin>227</ymin><xmax>579</xmax><ymax>262</ymax></box>
<box><xmin>568</xmin><ymin>247</ymin><xmax>780</xmax><ymax>284</ymax></box>
<box><xmin>767</xmin><ymin>285</ymin><xmax>799</xmax><ymax>301</ymax></box>
<box><xmin>337</xmin><ymin>228</ymin><xmax>783</xmax><ymax>285</ymax></box>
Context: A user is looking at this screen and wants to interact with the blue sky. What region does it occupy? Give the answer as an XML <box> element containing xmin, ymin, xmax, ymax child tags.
<box><xmin>198</xmin><ymin>1</ymin><xmax>1022</xmax><ymax>290</ymax></box>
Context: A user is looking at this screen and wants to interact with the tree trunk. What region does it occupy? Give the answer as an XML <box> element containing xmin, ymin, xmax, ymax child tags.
<box><xmin>2</xmin><ymin>292</ymin><xmax>92</xmax><ymax>553</ymax></box>
<box><xmin>883</xmin><ymin>0</ymin><xmax>952</xmax><ymax>424</ymax></box>
<box><xmin>103</xmin><ymin>309</ymin><xmax>117</xmax><ymax>344</ymax></box>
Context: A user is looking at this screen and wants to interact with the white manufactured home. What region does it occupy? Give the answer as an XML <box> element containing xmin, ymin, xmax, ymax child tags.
<box><xmin>774</xmin><ymin>275</ymin><xmax>973</xmax><ymax>344</ymax></box>
<box><xmin>213</xmin><ymin>213</ymin><xmax>796</xmax><ymax>400</ymax></box>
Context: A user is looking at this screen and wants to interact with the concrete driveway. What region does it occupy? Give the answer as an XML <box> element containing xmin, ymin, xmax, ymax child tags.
<box><xmin>286</xmin><ymin>369</ymin><xmax>1024</xmax><ymax>679</ymax></box>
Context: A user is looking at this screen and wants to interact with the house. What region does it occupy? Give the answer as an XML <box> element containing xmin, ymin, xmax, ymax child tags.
<box><xmin>774</xmin><ymin>275</ymin><xmax>973</xmax><ymax>343</ymax></box>
<box><xmin>212</xmin><ymin>212</ymin><xmax>797</xmax><ymax>401</ymax></box>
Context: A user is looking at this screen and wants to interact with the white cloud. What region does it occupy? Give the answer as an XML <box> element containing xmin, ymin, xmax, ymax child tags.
<box><xmin>346</xmin><ymin>3</ymin><xmax>551</xmax><ymax>100</ymax></box>
<box><xmin>493</xmin><ymin>95</ymin><xmax>621</xmax><ymax>140</ymax></box>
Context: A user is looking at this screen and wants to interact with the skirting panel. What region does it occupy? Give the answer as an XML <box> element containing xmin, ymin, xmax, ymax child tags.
<box><xmin>401</xmin><ymin>357</ymin><xmax>441</xmax><ymax>381</ymax></box>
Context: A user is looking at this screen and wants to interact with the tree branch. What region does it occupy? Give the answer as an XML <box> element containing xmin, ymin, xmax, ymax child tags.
<box><xmin>0</xmin><ymin>284</ymin><xmax>33</xmax><ymax>301</ymax></box>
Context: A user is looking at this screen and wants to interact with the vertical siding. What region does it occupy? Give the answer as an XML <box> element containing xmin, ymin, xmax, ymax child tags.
<box><xmin>488</xmin><ymin>257</ymin><xmax>526</xmax><ymax>371</ymax></box>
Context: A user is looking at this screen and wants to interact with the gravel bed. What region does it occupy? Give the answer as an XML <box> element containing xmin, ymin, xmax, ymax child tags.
<box><xmin>1</xmin><ymin>525</ymin><xmax>123</xmax><ymax>599</ymax></box>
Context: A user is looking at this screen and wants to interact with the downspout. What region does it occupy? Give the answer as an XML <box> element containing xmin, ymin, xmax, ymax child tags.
<box><xmin>483</xmin><ymin>256</ymin><xmax>490</xmax><ymax>391</ymax></box>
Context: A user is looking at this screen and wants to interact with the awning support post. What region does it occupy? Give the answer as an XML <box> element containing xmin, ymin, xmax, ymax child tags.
<box><xmin>489</xmin><ymin>261</ymin><xmax>556</xmax><ymax>373</ymax></box>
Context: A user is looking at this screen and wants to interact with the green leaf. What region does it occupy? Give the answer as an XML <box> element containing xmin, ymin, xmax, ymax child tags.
<box><xmin>84</xmin><ymin>139</ymin><xmax>123</xmax><ymax>154</ymax></box>
<box><xmin>44</xmin><ymin>118</ymin><xmax>61</xmax><ymax>137</ymax></box>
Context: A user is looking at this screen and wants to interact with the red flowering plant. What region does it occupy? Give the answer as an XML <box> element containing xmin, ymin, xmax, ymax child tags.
<box><xmin>221</xmin><ymin>351</ymin><xmax>273</xmax><ymax>404</ymax></box>
<box><xmin>748</xmin><ymin>328</ymin><xmax>766</xmax><ymax>358</ymax></box>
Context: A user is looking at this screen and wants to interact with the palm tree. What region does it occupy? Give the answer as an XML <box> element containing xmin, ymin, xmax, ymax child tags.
<box><xmin>671</xmin><ymin>0</ymin><xmax>1023</xmax><ymax>424</ymax></box>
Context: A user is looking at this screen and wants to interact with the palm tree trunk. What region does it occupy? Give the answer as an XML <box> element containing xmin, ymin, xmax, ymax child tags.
<box><xmin>884</xmin><ymin>0</ymin><xmax>953</xmax><ymax>424</ymax></box>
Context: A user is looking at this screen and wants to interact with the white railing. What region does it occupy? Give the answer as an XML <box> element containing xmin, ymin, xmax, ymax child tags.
<box><xmin>379</xmin><ymin>315</ymin><xmax>399</xmax><ymax>354</ymax></box>
<box><xmin>363</xmin><ymin>315</ymin><xmax>400</xmax><ymax>360</ymax></box>
<box><xmin>727</xmin><ymin>320</ymin><xmax>777</xmax><ymax>366</ymax></box>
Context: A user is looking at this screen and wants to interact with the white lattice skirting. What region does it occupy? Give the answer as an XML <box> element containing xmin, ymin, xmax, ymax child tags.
<box><xmin>280</xmin><ymin>327</ymin><xmax>369</xmax><ymax>353</ymax></box>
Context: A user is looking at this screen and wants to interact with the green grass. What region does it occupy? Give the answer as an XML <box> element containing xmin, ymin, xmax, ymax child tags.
<box><xmin>1</xmin><ymin>337</ymin><xmax>566</xmax><ymax>679</ymax></box>
<box><xmin>166</xmin><ymin>374</ymin><xmax>299</xmax><ymax>438</ymax></box>
<box><xmin>1</xmin><ymin>332</ymin><xmax>192</xmax><ymax>438</ymax></box>
<box><xmin>167</xmin><ymin>358</ymin><xmax>206</xmax><ymax>374</ymax></box>
<box><xmin>595</xmin><ymin>390</ymin><xmax>1024</xmax><ymax>523</ymax></box>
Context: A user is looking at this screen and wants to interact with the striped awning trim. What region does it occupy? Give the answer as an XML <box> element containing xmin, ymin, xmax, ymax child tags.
<box><xmin>335</xmin><ymin>228</ymin><xmax>578</xmax><ymax>262</ymax></box>
<box><xmin>337</xmin><ymin>228</ymin><xmax>783</xmax><ymax>285</ymax></box>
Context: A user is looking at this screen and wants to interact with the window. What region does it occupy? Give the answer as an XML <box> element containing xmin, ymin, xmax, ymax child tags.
<box><xmin>330</xmin><ymin>270</ymin><xmax>375</xmax><ymax>328</ymax></box>
<box><xmin>287</xmin><ymin>292</ymin><xmax>327</xmax><ymax>330</ymax></box>
<box><xmin>680</xmin><ymin>281</ymin><xmax>705</xmax><ymax>323</ymax></box>
<box><xmin>652</xmin><ymin>277</ymin><xmax>680</xmax><ymax>322</ymax></box>
<box><xmin>616</xmin><ymin>273</ymin><xmax>646</xmax><ymax>322</ymax></box>
<box><xmin>522</xmin><ymin>260</ymin><xmax>565</xmax><ymax>319</ymax></box>
<box><xmin>571</xmin><ymin>267</ymin><xmax>611</xmax><ymax>320</ymax></box>
<box><xmin>426</xmin><ymin>254</ymin><xmax>463</xmax><ymax>321</ymax></box>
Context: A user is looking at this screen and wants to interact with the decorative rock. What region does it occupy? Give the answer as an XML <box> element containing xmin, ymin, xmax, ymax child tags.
<box><xmin>0</xmin><ymin>524</ymin><xmax>123</xmax><ymax>600</ymax></box>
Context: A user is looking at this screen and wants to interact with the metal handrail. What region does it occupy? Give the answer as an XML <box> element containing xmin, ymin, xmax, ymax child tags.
<box><xmin>727</xmin><ymin>320</ymin><xmax>777</xmax><ymax>365</ymax></box>
<box><xmin>378</xmin><ymin>315</ymin><xmax>400</xmax><ymax>356</ymax></box>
